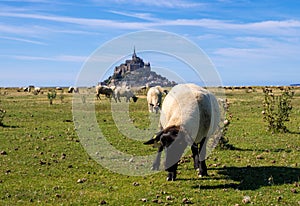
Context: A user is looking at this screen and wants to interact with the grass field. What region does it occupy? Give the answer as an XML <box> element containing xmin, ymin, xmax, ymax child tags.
<box><xmin>0</xmin><ymin>86</ymin><xmax>299</xmax><ymax>205</ymax></box>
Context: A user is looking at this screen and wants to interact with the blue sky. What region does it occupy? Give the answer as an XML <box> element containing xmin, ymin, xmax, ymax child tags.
<box><xmin>1</xmin><ymin>0</ymin><xmax>300</xmax><ymax>87</ymax></box>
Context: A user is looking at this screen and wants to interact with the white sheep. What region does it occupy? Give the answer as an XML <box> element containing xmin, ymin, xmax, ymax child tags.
<box><xmin>33</xmin><ymin>87</ymin><xmax>41</xmax><ymax>95</ymax></box>
<box><xmin>144</xmin><ymin>83</ymin><xmax>221</xmax><ymax>181</ymax></box>
<box><xmin>113</xmin><ymin>86</ymin><xmax>138</xmax><ymax>103</ymax></box>
<box><xmin>146</xmin><ymin>86</ymin><xmax>167</xmax><ymax>113</ymax></box>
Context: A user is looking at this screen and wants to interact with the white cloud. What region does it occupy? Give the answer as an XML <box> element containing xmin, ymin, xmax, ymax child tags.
<box><xmin>0</xmin><ymin>12</ymin><xmax>151</xmax><ymax>29</ymax></box>
<box><xmin>108</xmin><ymin>10</ymin><xmax>157</xmax><ymax>21</ymax></box>
<box><xmin>1</xmin><ymin>54</ymin><xmax>87</xmax><ymax>62</ymax></box>
<box><xmin>0</xmin><ymin>36</ymin><xmax>46</xmax><ymax>45</ymax></box>
<box><xmin>2</xmin><ymin>11</ymin><xmax>300</xmax><ymax>38</ymax></box>
<box><xmin>91</xmin><ymin>0</ymin><xmax>205</xmax><ymax>8</ymax></box>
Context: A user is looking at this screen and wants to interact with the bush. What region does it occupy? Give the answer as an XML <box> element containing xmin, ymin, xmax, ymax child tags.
<box><xmin>262</xmin><ymin>87</ymin><xmax>294</xmax><ymax>133</ymax></box>
<box><xmin>0</xmin><ymin>108</ymin><xmax>6</xmax><ymax>126</ymax></box>
<box><xmin>47</xmin><ymin>90</ymin><xmax>57</xmax><ymax>105</ymax></box>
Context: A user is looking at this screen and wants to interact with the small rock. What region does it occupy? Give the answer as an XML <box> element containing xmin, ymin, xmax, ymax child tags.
<box><xmin>77</xmin><ymin>178</ymin><xmax>87</xmax><ymax>183</ymax></box>
<box><xmin>0</xmin><ymin>151</ymin><xmax>7</xmax><ymax>155</ymax></box>
<box><xmin>256</xmin><ymin>155</ymin><xmax>263</xmax><ymax>160</ymax></box>
<box><xmin>242</xmin><ymin>196</ymin><xmax>251</xmax><ymax>204</ymax></box>
<box><xmin>166</xmin><ymin>195</ymin><xmax>173</xmax><ymax>201</ymax></box>
<box><xmin>99</xmin><ymin>200</ymin><xmax>107</xmax><ymax>205</ymax></box>
<box><xmin>291</xmin><ymin>188</ymin><xmax>297</xmax><ymax>193</ymax></box>
<box><xmin>39</xmin><ymin>160</ymin><xmax>47</xmax><ymax>165</ymax></box>
<box><xmin>152</xmin><ymin>199</ymin><xmax>159</xmax><ymax>203</ymax></box>
<box><xmin>277</xmin><ymin>196</ymin><xmax>282</xmax><ymax>201</ymax></box>
<box><xmin>182</xmin><ymin>197</ymin><xmax>192</xmax><ymax>204</ymax></box>
<box><xmin>55</xmin><ymin>194</ymin><xmax>62</xmax><ymax>198</ymax></box>
<box><xmin>140</xmin><ymin>198</ymin><xmax>147</xmax><ymax>202</ymax></box>
<box><xmin>133</xmin><ymin>182</ymin><xmax>139</xmax><ymax>186</ymax></box>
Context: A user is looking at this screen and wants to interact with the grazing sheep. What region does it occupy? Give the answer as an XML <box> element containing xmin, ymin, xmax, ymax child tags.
<box><xmin>23</xmin><ymin>85</ymin><xmax>34</xmax><ymax>92</ymax></box>
<box><xmin>68</xmin><ymin>86</ymin><xmax>79</xmax><ymax>93</ymax></box>
<box><xmin>33</xmin><ymin>87</ymin><xmax>41</xmax><ymax>95</ymax></box>
<box><xmin>144</xmin><ymin>83</ymin><xmax>221</xmax><ymax>181</ymax></box>
<box><xmin>95</xmin><ymin>85</ymin><xmax>114</xmax><ymax>100</ymax></box>
<box><xmin>146</xmin><ymin>86</ymin><xmax>168</xmax><ymax>113</ymax></box>
<box><xmin>113</xmin><ymin>86</ymin><xmax>138</xmax><ymax>103</ymax></box>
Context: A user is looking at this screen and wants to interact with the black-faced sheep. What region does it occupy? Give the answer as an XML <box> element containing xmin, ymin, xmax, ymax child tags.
<box><xmin>113</xmin><ymin>86</ymin><xmax>138</xmax><ymax>103</ymax></box>
<box><xmin>144</xmin><ymin>83</ymin><xmax>220</xmax><ymax>181</ymax></box>
<box><xmin>68</xmin><ymin>86</ymin><xmax>79</xmax><ymax>93</ymax></box>
<box><xmin>95</xmin><ymin>85</ymin><xmax>114</xmax><ymax>100</ymax></box>
<box><xmin>146</xmin><ymin>86</ymin><xmax>168</xmax><ymax>113</ymax></box>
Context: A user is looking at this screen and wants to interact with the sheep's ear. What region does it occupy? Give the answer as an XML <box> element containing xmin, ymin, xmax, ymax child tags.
<box><xmin>143</xmin><ymin>138</ymin><xmax>155</xmax><ymax>145</ymax></box>
<box><xmin>143</xmin><ymin>131</ymin><xmax>163</xmax><ymax>145</ymax></box>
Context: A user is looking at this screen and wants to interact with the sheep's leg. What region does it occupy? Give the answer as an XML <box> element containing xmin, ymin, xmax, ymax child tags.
<box><xmin>198</xmin><ymin>137</ymin><xmax>208</xmax><ymax>177</ymax></box>
<box><xmin>152</xmin><ymin>147</ymin><xmax>163</xmax><ymax>170</ymax></box>
<box><xmin>166</xmin><ymin>163</ymin><xmax>178</xmax><ymax>181</ymax></box>
<box><xmin>149</xmin><ymin>103</ymin><xmax>154</xmax><ymax>113</ymax></box>
<box><xmin>191</xmin><ymin>143</ymin><xmax>200</xmax><ymax>170</ymax></box>
<box><xmin>96</xmin><ymin>93</ymin><xmax>100</xmax><ymax>100</ymax></box>
<box><xmin>165</xmin><ymin>137</ymin><xmax>188</xmax><ymax>181</ymax></box>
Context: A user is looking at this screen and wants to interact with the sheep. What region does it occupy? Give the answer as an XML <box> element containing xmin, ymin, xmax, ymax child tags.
<box><xmin>144</xmin><ymin>83</ymin><xmax>221</xmax><ymax>181</ymax></box>
<box><xmin>146</xmin><ymin>86</ymin><xmax>168</xmax><ymax>113</ymax></box>
<box><xmin>33</xmin><ymin>87</ymin><xmax>41</xmax><ymax>95</ymax></box>
<box><xmin>68</xmin><ymin>86</ymin><xmax>79</xmax><ymax>93</ymax></box>
<box><xmin>113</xmin><ymin>86</ymin><xmax>138</xmax><ymax>103</ymax></box>
<box><xmin>95</xmin><ymin>85</ymin><xmax>114</xmax><ymax>100</ymax></box>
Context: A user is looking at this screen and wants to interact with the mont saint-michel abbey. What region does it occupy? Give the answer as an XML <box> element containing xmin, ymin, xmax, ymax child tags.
<box><xmin>106</xmin><ymin>48</ymin><xmax>176</xmax><ymax>87</ymax></box>
<box><xmin>113</xmin><ymin>48</ymin><xmax>150</xmax><ymax>79</ymax></box>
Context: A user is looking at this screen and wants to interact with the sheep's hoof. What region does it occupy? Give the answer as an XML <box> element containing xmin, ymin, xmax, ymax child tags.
<box><xmin>167</xmin><ymin>172</ymin><xmax>176</xmax><ymax>181</ymax></box>
<box><xmin>198</xmin><ymin>172</ymin><xmax>208</xmax><ymax>178</ymax></box>
<box><xmin>166</xmin><ymin>176</ymin><xmax>176</xmax><ymax>181</ymax></box>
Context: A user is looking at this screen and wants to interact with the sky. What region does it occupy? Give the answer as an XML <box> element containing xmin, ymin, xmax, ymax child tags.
<box><xmin>1</xmin><ymin>0</ymin><xmax>300</xmax><ymax>87</ymax></box>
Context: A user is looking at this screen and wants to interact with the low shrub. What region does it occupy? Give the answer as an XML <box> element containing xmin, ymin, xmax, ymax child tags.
<box><xmin>262</xmin><ymin>87</ymin><xmax>294</xmax><ymax>133</ymax></box>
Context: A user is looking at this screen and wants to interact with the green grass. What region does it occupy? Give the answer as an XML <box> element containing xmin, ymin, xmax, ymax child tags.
<box><xmin>0</xmin><ymin>87</ymin><xmax>299</xmax><ymax>205</ymax></box>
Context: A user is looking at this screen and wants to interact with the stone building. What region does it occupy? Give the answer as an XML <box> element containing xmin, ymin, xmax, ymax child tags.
<box><xmin>105</xmin><ymin>48</ymin><xmax>176</xmax><ymax>87</ymax></box>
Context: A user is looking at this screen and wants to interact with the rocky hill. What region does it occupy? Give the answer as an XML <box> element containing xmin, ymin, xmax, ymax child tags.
<box><xmin>103</xmin><ymin>48</ymin><xmax>177</xmax><ymax>87</ymax></box>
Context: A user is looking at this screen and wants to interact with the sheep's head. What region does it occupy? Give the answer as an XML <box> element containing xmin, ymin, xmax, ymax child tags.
<box><xmin>144</xmin><ymin>125</ymin><xmax>180</xmax><ymax>148</ymax></box>
<box><xmin>132</xmin><ymin>96</ymin><xmax>138</xmax><ymax>102</ymax></box>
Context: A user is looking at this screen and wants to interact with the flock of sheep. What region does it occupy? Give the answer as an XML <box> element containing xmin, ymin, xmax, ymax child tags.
<box><xmin>21</xmin><ymin>83</ymin><xmax>222</xmax><ymax>181</ymax></box>
<box><xmin>96</xmin><ymin>83</ymin><xmax>222</xmax><ymax>181</ymax></box>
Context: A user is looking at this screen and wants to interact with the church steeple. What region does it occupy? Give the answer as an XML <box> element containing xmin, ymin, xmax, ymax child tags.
<box><xmin>132</xmin><ymin>46</ymin><xmax>137</xmax><ymax>60</ymax></box>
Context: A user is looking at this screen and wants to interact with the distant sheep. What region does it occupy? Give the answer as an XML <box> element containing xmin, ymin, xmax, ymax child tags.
<box><xmin>95</xmin><ymin>85</ymin><xmax>114</xmax><ymax>100</ymax></box>
<box><xmin>68</xmin><ymin>86</ymin><xmax>79</xmax><ymax>93</ymax></box>
<box><xmin>23</xmin><ymin>85</ymin><xmax>34</xmax><ymax>92</ymax></box>
<box><xmin>144</xmin><ymin>83</ymin><xmax>220</xmax><ymax>181</ymax></box>
<box><xmin>113</xmin><ymin>86</ymin><xmax>138</xmax><ymax>103</ymax></box>
<box><xmin>146</xmin><ymin>86</ymin><xmax>168</xmax><ymax>113</ymax></box>
<box><xmin>33</xmin><ymin>87</ymin><xmax>41</xmax><ymax>95</ymax></box>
